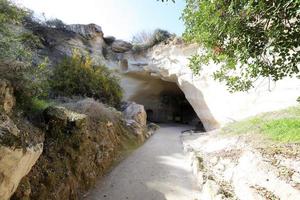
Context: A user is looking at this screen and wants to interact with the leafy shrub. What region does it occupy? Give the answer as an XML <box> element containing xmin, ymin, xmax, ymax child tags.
<box><xmin>0</xmin><ymin>59</ymin><xmax>52</xmax><ymax>118</ymax></box>
<box><xmin>0</xmin><ymin>0</ymin><xmax>29</xmax><ymax>62</ymax></box>
<box><xmin>0</xmin><ymin>0</ymin><xmax>50</xmax><ymax>116</ymax></box>
<box><xmin>182</xmin><ymin>0</ymin><xmax>300</xmax><ymax>92</ymax></box>
<box><xmin>50</xmin><ymin>50</ymin><xmax>123</xmax><ymax>107</ymax></box>
<box><xmin>132</xmin><ymin>29</ymin><xmax>173</xmax><ymax>53</ymax></box>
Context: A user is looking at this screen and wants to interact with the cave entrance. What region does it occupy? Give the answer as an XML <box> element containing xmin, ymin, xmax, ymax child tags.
<box><xmin>146</xmin><ymin>90</ymin><xmax>203</xmax><ymax>129</ymax></box>
<box><xmin>126</xmin><ymin>74</ymin><xmax>205</xmax><ymax>131</ymax></box>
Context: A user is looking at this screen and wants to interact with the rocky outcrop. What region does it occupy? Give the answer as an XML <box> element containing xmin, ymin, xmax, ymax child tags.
<box><xmin>0</xmin><ymin>80</ymin><xmax>43</xmax><ymax>200</ymax></box>
<box><xmin>29</xmin><ymin>22</ymin><xmax>300</xmax><ymax>131</ymax></box>
<box><xmin>30</xmin><ymin>22</ymin><xmax>107</xmax><ymax>66</ymax></box>
<box><xmin>0</xmin><ymin>79</ymin><xmax>15</xmax><ymax>114</ymax></box>
<box><xmin>111</xmin><ymin>40</ymin><xmax>133</xmax><ymax>53</ymax></box>
<box><xmin>119</xmin><ymin>39</ymin><xmax>300</xmax><ymax>131</ymax></box>
<box><xmin>0</xmin><ymin>143</ymin><xmax>43</xmax><ymax>200</ymax></box>
<box><xmin>123</xmin><ymin>102</ymin><xmax>147</xmax><ymax>141</ymax></box>
<box><xmin>123</xmin><ymin>102</ymin><xmax>147</xmax><ymax>127</ymax></box>
<box><xmin>182</xmin><ymin>131</ymin><xmax>300</xmax><ymax>200</ymax></box>
<box><xmin>103</xmin><ymin>36</ymin><xmax>116</xmax><ymax>45</ymax></box>
<box><xmin>65</xmin><ymin>23</ymin><xmax>103</xmax><ymax>39</ymax></box>
<box><xmin>43</xmin><ymin>106</ymin><xmax>87</xmax><ymax>138</ymax></box>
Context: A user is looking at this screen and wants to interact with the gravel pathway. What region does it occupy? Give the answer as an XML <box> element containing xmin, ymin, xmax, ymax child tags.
<box><xmin>83</xmin><ymin>125</ymin><xmax>200</xmax><ymax>200</ymax></box>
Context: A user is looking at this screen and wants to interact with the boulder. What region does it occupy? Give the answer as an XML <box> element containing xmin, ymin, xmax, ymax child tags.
<box><xmin>44</xmin><ymin>106</ymin><xmax>87</xmax><ymax>138</ymax></box>
<box><xmin>123</xmin><ymin>102</ymin><xmax>146</xmax><ymax>127</ymax></box>
<box><xmin>0</xmin><ymin>114</ymin><xmax>20</xmax><ymax>139</ymax></box>
<box><xmin>146</xmin><ymin>123</ymin><xmax>160</xmax><ymax>138</ymax></box>
<box><xmin>65</xmin><ymin>23</ymin><xmax>103</xmax><ymax>39</ymax></box>
<box><xmin>0</xmin><ymin>79</ymin><xmax>15</xmax><ymax>114</ymax></box>
<box><xmin>103</xmin><ymin>36</ymin><xmax>116</xmax><ymax>45</ymax></box>
<box><xmin>111</xmin><ymin>40</ymin><xmax>133</xmax><ymax>53</ymax></box>
<box><xmin>0</xmin><ymin>114</ymin><xmax>43</xmax><ymax>200</ymax></box>
<box><xmin>123</xmin><ymin>102</ymin><xmax>147</xmax><ymax>142</ymax></box>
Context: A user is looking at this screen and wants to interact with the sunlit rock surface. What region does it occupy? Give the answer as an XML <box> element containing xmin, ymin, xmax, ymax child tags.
<box><xmin>182</xmin><ymin>131</ymin><xmax>300</xmax><ymax>200</ymax></box>
<box><xmin>0</xmin><ymin>80</ymin><xmax>43</xmax><ymax>200</ymax></box>
<box><xmin>31</xmin><ymin>23</ymin><xmax>300</xmax><ymax>130</ymax></box>
<box><xmin>122</xmin><ymin>101</ymin><xmax>147</xmax><ymax>142</ymax></box>
<box><xmin>0</xmin><ymin>79</ymin><xmax>15</xmax><ymax>114</ymax></box>
<box><xmin>119</xmin><ymin>39</ymin><xmax>300</xmax><ymax>130</ymax></box>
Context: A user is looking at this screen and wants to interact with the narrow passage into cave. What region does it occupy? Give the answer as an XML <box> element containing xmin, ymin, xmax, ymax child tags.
<box><xmin>128</xmin><ymin>75</ymin><xmax>205</xmax><ymax>131</ymax></box>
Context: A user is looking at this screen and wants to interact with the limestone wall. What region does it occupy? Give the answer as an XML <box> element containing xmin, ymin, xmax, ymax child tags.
<box><xmin>118</xmin><ymin>40</ymin><xmax>300</xmax><ymax>130</ymax></box>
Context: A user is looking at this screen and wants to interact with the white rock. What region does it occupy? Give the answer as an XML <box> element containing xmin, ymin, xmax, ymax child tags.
<box><xmin>118</xmin><ymin>40</ymin><xmax>300</xmax><ymax>131</ymax></box>
<box><xmin>0</xmin><ymin>145</ymin><xmax>43</xmax><ymax>200</ymax></box>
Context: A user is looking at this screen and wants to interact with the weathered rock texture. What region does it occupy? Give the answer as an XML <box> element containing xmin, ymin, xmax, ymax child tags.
<box><xmin>111</xmin><ymin>40</ymin><xmax>133</xmax><ymax>53</ymax></box>
<box><xmin>123</xmin><ymin>102</ymin><xmax>147</xmax><ymax>142</ymax></box>
<box><xmin>0</xmin><ymin>79</ymin><xmax>15</xmax><ymax>114</ymax></box>
<box><xmin>0</xmin><ymin>80</ymin><xmax>43</xmax><ymax>200</ymax></box>
<box><xmin>29</xmin><ymin>23</ymin><xmax>300</xmax><ymax>131</ymax></box>
<box><xmin>65</xmin><ymin>23</ymin><xmax>103</xmax><ymax>39</ymax></box>
<box><xmin>12</xmin><ymin>99</ymin><xmax>143</xmax><ymax>200</ymax></box>
<box><xmin>182</xmin><ymin>131</ymin><xmax>300</xmax><ymax>200</ymax></box>
<box><xmin>120</xmin><ymin>40</ymin><xmax>300</xmax><ymax>131</ymax></box>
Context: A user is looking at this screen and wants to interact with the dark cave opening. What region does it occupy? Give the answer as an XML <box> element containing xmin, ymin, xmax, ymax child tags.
<box><xmin>125</xmin><ymin>73</ymin><xmax>205</xmax><ymax>131</ymax></box>
<box><xmin>145</xmin><ymin>91</ymin><xmax>204</xmax><ymax>131</ymax></box>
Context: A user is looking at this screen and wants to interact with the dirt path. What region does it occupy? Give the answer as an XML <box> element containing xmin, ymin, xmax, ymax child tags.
<box><xmin>83</xmin><ymin>125</ymin><xmax>200</xmax><ymax>200</ymax></box>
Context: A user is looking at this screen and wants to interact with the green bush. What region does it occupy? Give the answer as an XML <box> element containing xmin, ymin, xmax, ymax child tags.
<box><xmin>222</xmin><ymin>106</ymin><xmax>300</xmax><ymax>143</ymax></box>
<box><xmin>50</xmin><ymin>50</ymin><xmax>123</xmax><ymax>107</ymax></box>
<box><xmin>0</xmin><ymin>0</ymin><xmax>50</xmax><ymax>116</ymax></box>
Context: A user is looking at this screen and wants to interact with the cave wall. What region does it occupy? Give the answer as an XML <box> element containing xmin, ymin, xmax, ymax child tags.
<box><xmin>117</xmin><ymin>39</ymin><xmax>300</xmax><ymax>131</ymax></box>
<box><xmin>30</xmin><ymin>23</ymin><xmax>300</xmax><ymax>131</ymax></box>
<box><xmin>121</xmin><ymin>72</ymin><xmax>199</xmax><ymax>124</ymax></box>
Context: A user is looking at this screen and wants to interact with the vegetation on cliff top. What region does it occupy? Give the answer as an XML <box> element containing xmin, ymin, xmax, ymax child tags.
<box><xmin>181</xmin><ymin>0</ymin><xmax>300</xmax><ymax>92</ymax></box>
<box><xmin>0</xmin><ymin>0</ymin><xmax>123</xmax><ymax>115</ymax></box>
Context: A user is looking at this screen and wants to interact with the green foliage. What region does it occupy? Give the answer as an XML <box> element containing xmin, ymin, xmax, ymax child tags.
<box><xmin>262</xmin><ymin>119</ymin><xmax>300</xmax><ymax>142</ymax></box>
<box><xmin>132</xmin><ymin>29</ymin><xmax>173</xmax><ymax>53</ymax></box>
<box><xmin>50</xmin><ymin>50</ymin><xmax>123</xmax><ymax>107</ymax></box>
<box><xmin>29</xmin><ymin>98</ymin><xmax>52</xmax><ymax>113</ymax></box>
<box><xmin>1</xmin><ymin>58</ymin><xmax>51</xmax><ymax>113</ymax></box>
<box><xmin>182</xmin><ymin>0</ymin><xmax>300</xmax><ymax>92</ymax></box>
<box><xmin>0</xmin><ymin>0</ymin><xmax>50</xmax><ymax>115</ymax></box>
<box><xmin>222</xmin><ymin>106</ymin><xmax>300</xmax><ymax>143</ymax></box>
<box><xmin>0</xmin><ymin>0</ymin><xmax>32</xmax><ymax>63</ymax></box>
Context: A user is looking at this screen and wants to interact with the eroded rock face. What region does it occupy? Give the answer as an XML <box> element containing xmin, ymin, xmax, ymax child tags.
<box><xmin>182</xmin><ymin>131</ymin><xmax>300</xmax><ymax>200</ymax></box>
<box><xmin>0</xmin><ymin>80</ymin><xmax>43</xmax><ymax>200</ymax></box>
<box><xmin>119</xmin><ymin>39</ymin><xmax>300</xmax><ymax>130</ymax></box>
<box><xmin>44</xmin><ymin>106</ymin><xmax>87</xmax><ymax>138</ymax></box>
<box><xmin>29</xmin><ymin>22</ymin><xmax>300</xmax><ymax>131</ymax></box>
<box><xmin>111</xmin><ymin>40</ymin><xmax>133</xmax><ymax>53</ymax></box>
<box><xmin>0</xmin><ymin>79</ymin><xmax>15</xmax><ymax>114</ymax></box>
<box><xmin>123</xmin><ymin>102</ymin><xmax>147</xmax><ymax>142</ymax></box>
<box><xmin>65</xmin><ymin>23</ymin><xmax>103</xmax><ymax>39</ymax></box>
<box><xmin>123</xmin><ymin>102</ymin><xmax>147</xmax><ymax>127</ymax></box>
<box><xmin>0</xmin><ymin>144</ymin><xmax>43</xmax><ymax>200</ymax></box>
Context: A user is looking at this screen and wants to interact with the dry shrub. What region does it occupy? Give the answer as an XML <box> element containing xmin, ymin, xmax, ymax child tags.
<box><xmin>63</xmin><ymin>98</ymin><xmax>122</xmax><ymax>122</ymax></box>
